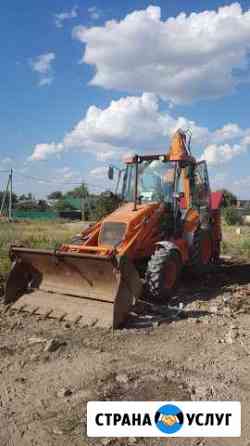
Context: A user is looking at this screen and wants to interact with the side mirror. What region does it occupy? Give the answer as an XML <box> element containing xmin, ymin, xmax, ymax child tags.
<box><xmin>108</xmin><ymin>166</ymin><xmax>114</xmax><ymax>180</ymax></box>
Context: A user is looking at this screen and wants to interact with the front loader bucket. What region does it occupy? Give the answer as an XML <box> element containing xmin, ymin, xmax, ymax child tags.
<box><xmin>4</xmin><ymin>248</ymin><xmax>142</xmax><ymax>329</ymax></box>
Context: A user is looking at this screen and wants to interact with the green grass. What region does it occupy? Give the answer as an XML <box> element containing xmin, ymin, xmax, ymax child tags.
<box><xmin>0</xmin><ymin>220</ymin><xmax>78</xmax><ymax>280</ymax></box>
<box><xmin>221</xmin><ymin>222</ymin><xmax>250</xmax><ymax>259</ymax></box>
<box><xmin>1</xmin><ymin>219</ymin><xmax>250</xmax><ymax>286</ymax></box>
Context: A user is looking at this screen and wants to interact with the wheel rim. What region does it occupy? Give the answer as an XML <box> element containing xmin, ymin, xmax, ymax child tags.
<box><xmin>201</xmin><ymin>237</ymin><xmax>212</xmax><ymax>265</ymax></box>
<box><xmin>164</xmin><ymin>261</ymin><xmax>177</xmax><ymax>289</ymax></box>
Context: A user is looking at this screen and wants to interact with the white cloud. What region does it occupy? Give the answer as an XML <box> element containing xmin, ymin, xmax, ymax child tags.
<box><xmin>30</xmin><ymin>52</ymin><xmax>55</xmax><ymax>86</ymax></box>
<box><xmin>200</xmin><ymin>143</ymin><xmax>247</xmax><ymax>166</ymax></box>
<box><xmin>56</xmin><ymin>166</ymin><xmax>71</xmax><ymax>174</ymax></box>
<box><xmin>200</xmin><ymin>128</ymin><xmax>250</xmax><ymax>165</ymax></box>
<box><xmin>73</xmin><ymin>3</ymin><xmax>250</xmax><ymax>104</ymax></box>
<box><xmin>230</xmin><ymin>175</ymin><xmax>250</xmax><ymax>199</ymax></box>
<box><xmin>212</xmin><ymin>123</ymin><xmax>244</xmax><ymax>143</ymax></box>
<box><xmin>241</xmin><ymin>134</ymin><xmax>250</xmax><ymax>146</ymax></box>
<box><xmin>54</xmin><ymin>6</ymin><xmax>78</xmax><ymax>28</ymax></box>
<box><xmin>29</xmin><ymin>143</ymin><xmax>63</xmax><ymax>161</ymax></box>
<box><xmin>31</xmin><ymin>53</ymin><xmax>55</xmax><ymax>74</ymax></box>
<box><xmin>210</xmin><ymin>172</ymin><xmax>228</xmax><ymax>189</ymax></box>
<box><xmin>90</xmin><ymin>166</ymin><xmax>107</xmax><ymax>176</ymax></box>
<box><xmin>54</xmin><ymin>166</ymin><xmax>81</xmax><ymax>182</ymax></box>
<box><xmin>234</xmin><ymin>176</ymin><xmax>250</xmax><ymax>187</ymax></box>
<box><xmin>88</xmin><ymin>6</ymin><xmax>101</xmax><ymax>20</ymax></box>
<box><xmin>38</xmin><ymin>76</ymin><xmax>54</xmax><ymax>87</ymax></box>
<box><xmin>1</xmin><ymin>157</ymin><xmax>12</xmax><ymax>165</ymax></box>
<box><xmin>30</xmin><ymin>92</ymin><xmax>250</xmax><ymax>167</ymax></box>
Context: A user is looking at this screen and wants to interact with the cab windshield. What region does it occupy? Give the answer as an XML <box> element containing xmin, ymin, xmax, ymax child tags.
<box><xmin>123</xmin><ymin>160</ymin><xmax>177</xmax><ymax>203</ymax></box>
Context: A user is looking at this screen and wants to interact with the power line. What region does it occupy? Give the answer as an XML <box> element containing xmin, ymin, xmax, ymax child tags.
<box><xmin>1</xmin><ymin>168</ymin><xmax>107</xmax><ymax>193</ymax></box>
<box><xmin>13</xmin><ymin>170</ymin><xmax>105</xmax><ymax>190</ymax></box>
<box><xmin>14</xmin><ymin>170</ymin><xmax>78</xmax><ymax>184</ymax></box>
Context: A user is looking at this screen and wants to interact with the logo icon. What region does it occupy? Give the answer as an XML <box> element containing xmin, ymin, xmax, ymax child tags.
<box><xmin>155</xmin><ymin>404</ymin><xmax>184</xmax><ymax>434</ymax></box>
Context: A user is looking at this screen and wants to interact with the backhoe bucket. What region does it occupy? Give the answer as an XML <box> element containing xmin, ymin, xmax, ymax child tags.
<box><xmin>4</xmin><ymin>248</ymin><xmax>142</xmax><ymax>329</ymax></box>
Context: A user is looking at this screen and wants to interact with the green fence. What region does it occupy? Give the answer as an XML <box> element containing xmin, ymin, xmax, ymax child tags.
<box><xmin>13</xmin><ymin>210</ymin><xmax>59</xmax><ymax>220</ymax></box>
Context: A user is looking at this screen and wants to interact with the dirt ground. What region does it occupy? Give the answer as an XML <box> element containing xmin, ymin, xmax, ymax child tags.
<box><xmin>0</xmin><ymin>259</ymin><xmax>250</xmax><ymax>446</ymax></box>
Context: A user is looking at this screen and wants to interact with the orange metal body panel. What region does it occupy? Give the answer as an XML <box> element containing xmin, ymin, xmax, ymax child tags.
<box><xmin>117</xmin><ymin>203</ymin><xmax>165</xmax><ymax>259</ymax></box>
<box><xmin>60</xmin><ymin>202</ymin><xmax>166</xmax><ymax>260</ymax></box>
<box><xmin>59</xmin><ymin>200</ymin><xmax>198</xmax><ymax>265</ymax></box>
<box><xmin>183</xmin><ymin>208</ymin><xmax>200</xmax><ymax>233</ymax></box>
<box><xmin>168</xmin><ymin>131</ymin><xmax>190</xmax><ymax>161</ymax></box>
<box><xmin>182</xmin><ymin>169</ymin><xmax>191</xmax><ymax>209</ymax></box>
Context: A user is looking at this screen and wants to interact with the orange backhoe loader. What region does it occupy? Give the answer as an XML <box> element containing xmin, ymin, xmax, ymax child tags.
<box><xmin>4</xmin><ymin>129</ymin><xmax>223</xmax><ymax>328</ymax></box>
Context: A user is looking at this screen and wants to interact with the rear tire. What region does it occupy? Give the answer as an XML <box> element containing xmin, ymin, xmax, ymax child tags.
<box><xmin>190</xmin><ymin>228</ymin><xmax>213</xmax><ymax>274</ymax></box>
<box><xmin>145</xmin><ymin>245</ymin><xmax>182</xmax><ymax>302</ymax></box>
<box><xmin>213</xmin><ymin>240</ymin><xmax>221</xmax><ymax>264</ymax></box>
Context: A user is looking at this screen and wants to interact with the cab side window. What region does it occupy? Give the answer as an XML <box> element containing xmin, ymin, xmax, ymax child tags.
<box><xmin>191</xmin><ymin>162</ymin><xmax>210</xmax><ymax>209</ymax></box>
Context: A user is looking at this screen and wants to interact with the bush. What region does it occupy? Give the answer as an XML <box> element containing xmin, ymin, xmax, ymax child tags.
<box><xmin>223</xmin><ymin>207</ymin><xmax>241</xmax><ymax>225</ymax></box>
<box><xmin>91</xmin><ymin>192</ymin><xmax>121</xmax><ymax>220</ymax></box>
<box><xmin>220</xmin><ymin>189</ymin><xmax>237</xmax><ymax>207</ymax></box>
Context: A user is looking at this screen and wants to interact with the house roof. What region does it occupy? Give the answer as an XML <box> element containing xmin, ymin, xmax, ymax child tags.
<box><xmin>64</xmin><ymin>196</ymin><xmax>81</xmax><ymax>210</ymax></box>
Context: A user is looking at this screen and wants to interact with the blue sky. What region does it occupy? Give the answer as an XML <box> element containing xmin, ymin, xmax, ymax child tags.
<box><xmin>1</xmin><ymin>0</ymin><xmax>250</xmax><ymax>197</ymax></box>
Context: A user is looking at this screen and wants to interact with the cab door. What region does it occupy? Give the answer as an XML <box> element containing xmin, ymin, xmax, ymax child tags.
<box><xmin>191</xmin><ymin>161</ymin><xmax>210</xmax><ymax>210</ymax></box>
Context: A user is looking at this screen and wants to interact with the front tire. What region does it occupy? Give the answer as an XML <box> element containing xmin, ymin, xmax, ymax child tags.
<box><xmin>145</xmin><ymin>245</ymin><xmax>182</xmax><ymax>302</ymax></box>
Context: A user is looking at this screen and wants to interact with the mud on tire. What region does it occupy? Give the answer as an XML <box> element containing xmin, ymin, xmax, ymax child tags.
<box><xmin>145</xmin><ymin>245</ymin><xmax>182</xmax><ymax>302</ymax></box>
<box><xmin>190</xmin><ymin>227</ymin><xmax>213</xmax><ymax>274</ymax></box>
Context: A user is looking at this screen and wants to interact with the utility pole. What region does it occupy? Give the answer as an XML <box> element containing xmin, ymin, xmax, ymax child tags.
<box><xmin>81</xmin><ymin>181</ymin><xmax>85</xmax><ymax>221</ymax></box>
<box><xmin>8</xmin><ymin>168</ymin><xmax>13</xmax><ymax>221</ymax></box>
<box><xmin>0</xmin><ymin>172</ymin><xmax>10</xmax><ymax>217</ymax></box>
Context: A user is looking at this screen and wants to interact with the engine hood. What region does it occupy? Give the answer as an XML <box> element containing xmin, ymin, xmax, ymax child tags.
<box><xmin>102</xmin><ymin>202</ymin><xmax>160</xmax><ymax>226</ymax></box>
<box><xmin>98</xmin><ymin>202</ymin><xmax>162</xmax><ymax>248</ymax></box>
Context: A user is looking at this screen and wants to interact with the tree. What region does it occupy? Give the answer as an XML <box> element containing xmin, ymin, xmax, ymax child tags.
<box><xmin>91</xmin><ymin>192</ymin><xmax>121</xmax><ymax>220</ymax></box>
<box><xmin>220</xmin><ymin>189</ymin><xmax>237</xmax><ymax>208</ymax></box>
<box><xmin>67</xmin><ymin>183</ymin><xmax>89</xmax><ymax>198</ymax></box>
<box><xmin>223</xmin><ymin>207</ymin><xmax>241</xmax><ymax>225</ymax></box>
<box><xmin>47</xmin><ymin>191</ymin><xmax>63</xmax><ymax>200</ymax></box>
<box><xmin>18</xmin><ymin>193</ymin><xmax>33</xmax><ymax>201</ymax></box>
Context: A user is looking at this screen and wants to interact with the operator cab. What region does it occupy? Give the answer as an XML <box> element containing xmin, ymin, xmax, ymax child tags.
<box><xmin>121</xmin><ymin>156</ymin><xmax>210</xmax><ymax>210</ymax></box>
<box><xmin>108</xmin><ymin>127</ymin><xmax>211</xmax><ymax>214</ymax></box>
<box><xmin>124</xmin><ymin>159</ymin><xmax>177</xmax><ymax>204</ymax></box>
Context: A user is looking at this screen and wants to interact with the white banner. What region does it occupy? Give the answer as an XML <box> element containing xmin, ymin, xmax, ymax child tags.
<box><xmin>87</xmin><ymin>401</ymin><xmax>241</xmax><ymax>437</ymax></box>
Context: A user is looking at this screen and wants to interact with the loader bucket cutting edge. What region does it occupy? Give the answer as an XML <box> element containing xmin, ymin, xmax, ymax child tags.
<box><xmin>4</xmin><ymin>248</ymin><xmax>142</xmax><ymax>329</ymax></box>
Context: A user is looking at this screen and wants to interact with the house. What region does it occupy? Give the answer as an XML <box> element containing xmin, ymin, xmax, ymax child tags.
<box><xmin>237</xmin><ymin>200</ymin><xmax>250</xmax><ymax>209</ymax></box>
<box><xmin>59</xmin><ymin>196</ymin><xmax>82</xmax><ymax>220</ymax></box>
